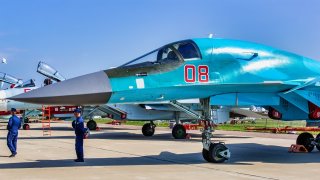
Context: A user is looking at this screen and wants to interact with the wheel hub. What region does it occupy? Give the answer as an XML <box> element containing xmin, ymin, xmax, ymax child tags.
<box><xmin>218</xmin><ymin>149</ymin><xmax>231</xmax><ymax>159</ymax></box>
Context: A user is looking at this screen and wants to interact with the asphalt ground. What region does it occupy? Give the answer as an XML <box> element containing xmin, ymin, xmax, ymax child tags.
<box><xmin>0</xmin><ymin>122</ymin><xmax>319</xmax><ymax>180</ymax></box>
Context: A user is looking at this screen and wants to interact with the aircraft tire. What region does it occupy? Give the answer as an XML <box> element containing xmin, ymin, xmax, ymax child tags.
<box><xmin>202</xmin><ymin>148</ymin><xmax>212</xmax><ymax>162</ymax></box>
<box><xmin>172</xmin><ymin>124</ymin><xmax>186</xmax><ymax>139</ymax></box>
<box><xmin>142</xmin><ymin>123</ymin><xmax>155</xmax><ymax>136</ymax></box>
<box><xmin>208</xmin><ymin>143</ymin><xmax>228</xmax><ymax>163</ymax></box>
<box><xmin>87</xmin><ymin>120</ymin><xmax>97</xmax><ymax>131</ymax></box>
<box><xmin>23</xmin><ymin>124</ymin><xmax>30</xmax><ymax>130</ymax></box>
<box><xmin>316</xmin><ymin>133</ymin><xmax>320</xmax><ymax>151</ymax></box>
<box><xmin>296</xmin><ymin>132</ymin><xmax>314</xmax><ymax>152</ymax></box>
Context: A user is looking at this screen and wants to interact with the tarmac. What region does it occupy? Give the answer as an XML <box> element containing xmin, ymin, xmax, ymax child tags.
<box><xmin>0</xmin><ymin>122</ymin><xmax>319</xmax><ymax>180</ymax></box>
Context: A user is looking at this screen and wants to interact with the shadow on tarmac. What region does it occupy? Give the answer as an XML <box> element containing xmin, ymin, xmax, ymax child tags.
<box><xmin>1</xmin><ymin>143</ymin><xmax>320</xmax><ymax>169</ymax></box>
<box><xmin>12</xmin><ymin>126</ymin><xmax>135</xmax><ymax>132</ymax></box>
<box><xmin>0</xmin><ymin>130</ymin><xmax>252</xmax><ymax>142</ymax></box>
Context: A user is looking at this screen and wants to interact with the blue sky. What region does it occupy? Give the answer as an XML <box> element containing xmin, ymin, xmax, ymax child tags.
<box><xmin>1</xmin><ymin>0</ymin><xmax>320</xmax><ymax>86</ymax></box>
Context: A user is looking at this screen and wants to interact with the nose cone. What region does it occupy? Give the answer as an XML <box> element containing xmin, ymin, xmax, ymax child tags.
<box><xmin>10</xmin><ymin>71</ymin><xmax>112</xmax><ymax>105</ymax></box>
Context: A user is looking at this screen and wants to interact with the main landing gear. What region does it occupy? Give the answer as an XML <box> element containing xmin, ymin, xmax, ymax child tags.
<box><xmin>200</xmin><ymin>98</ymin><xmax>230</xmax><ymax>163</ymax></box>
<box><xmin>141</xmin><ymin>121</ymin><xmax>188</xmax><ymax>139</ymax></box>
<box><xmin>142</xmin><ymin>122</ymin><xmax>156</xmax><ymax>136</ymax></box>
<box><xmin>23</xmin><ymin>118</ymin><xmax>30</xmax><ymax>130</ymax></box>
<box><xmin>23</xmin><ymin>123</ymin><xmax>30</xmax><ymax>130</ymax></box>
<box><xmin>73</xmin><ymin>119</ymin><xmax>97</xmax><ymax>131</ymax></box>
<box><xmin>22</xmin><ymin>112</ymin><xmax>30</xmax><ymax>130</ymax></box>
<box><xmin>296</xmin><ymin>132</ymin><xmax>320</xmax><ymax>152</ymax></box>
<box><xmin>87</xmin><ymin>119</ymin><xmax>97</xmax><ymax>130</ymax></box>
<box><xmin>72</xmin><ymin>119</ymin><xmax>97</xmax><ymax>130</ymax></box>
<box><xmin>172</xmin><ymin>124</ymin><xmax>187</xmax><ymax>139</ymax></box>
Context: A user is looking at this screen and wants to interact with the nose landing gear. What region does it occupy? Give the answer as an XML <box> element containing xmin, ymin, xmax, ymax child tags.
<box><xmin>201</xmin><ymin>119</ymin><xmax>230</xmax><ymax>163</ymax></box>
<box><xmin>200</xmin><ymin>98</ymin><xmax>230</xmax><ymax>163</ymax></box>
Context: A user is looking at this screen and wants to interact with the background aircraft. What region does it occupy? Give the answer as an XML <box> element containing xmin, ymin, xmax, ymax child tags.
<box><xmin>0</xmin><ymin>62</ymin><xmax>78</xmax><ymax>129</ymax></box>
<box><xmin>12</xmin><ymin>38</ymin><xmax>320</xmax><ymax>163</ymax></box>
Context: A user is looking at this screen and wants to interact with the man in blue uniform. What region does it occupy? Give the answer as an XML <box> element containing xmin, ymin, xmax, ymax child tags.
<box><xmin>73</xmin><ymin>108</ymin><xmax>85</xmax><ymax>162</ymax></box>
<box><xmin>7</xmin><ymin>108</ymin><xmax>21</xmax><ymax>158</ymax></box>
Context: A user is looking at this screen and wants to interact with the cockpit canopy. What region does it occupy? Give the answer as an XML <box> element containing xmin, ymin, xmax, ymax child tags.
<box><xmin>120</xmin><ymin>40</ymin><xmax>201</xmax><ymax>67</ymax></box>
<box><xmin>37</xmin><ymin>61</ymin><xmax>66</xmax><ymax>82</ymax></box>
<box><xmin>0</xmin><ymin>72</ymin><xmax>23</xmax><ymax>85</ymax></box>
<box><xmin>15</xmin><ymin>79</ymin><xmax>36</xmax><ymax>88</ymax></box>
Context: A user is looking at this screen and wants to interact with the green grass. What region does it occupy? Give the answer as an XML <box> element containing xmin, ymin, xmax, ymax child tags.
<box><xmin>89</xmin><ymin>118</ymin><xmax>170</xmax><ymax>127</ymax></box>
<box><xmin>216</xmin><ymin>118</ymin><xmax>308</xmax><ymax>132</ymax></box>
<box><xmin>86</xmin><ymin>118</ymin><xmax>320</xmax><ymax>134</ymax></box>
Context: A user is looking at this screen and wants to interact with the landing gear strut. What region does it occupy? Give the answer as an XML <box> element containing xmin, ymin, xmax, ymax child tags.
<box><xmin>24</xmin><ymin>117</ymin><xmax>30</xmax><ymax>123</ymax></box>
<box><xmin>21</xmin><ymin>111</ymin><xmax>30</xmax><ymax>130</ymax></box>
<box><xmin>142</xmin><ymin>122</ymin><xmax>155</xmax><ymax>136</ymax></box>
<box><xmin>200</xmin><ymin>98</ymin><xmax>230</xmax><ymax>163</ymax></box>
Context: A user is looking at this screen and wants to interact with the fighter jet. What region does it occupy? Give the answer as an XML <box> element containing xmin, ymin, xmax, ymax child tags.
<box><xmin>0</xmin><ymin>77</ymin><xmax>42</xmax><ymax>127</ymax></box>
<box><xmin>11</xmin><ymin>38</ymin><xmax>320</xmax><ymax>163</ymax></box>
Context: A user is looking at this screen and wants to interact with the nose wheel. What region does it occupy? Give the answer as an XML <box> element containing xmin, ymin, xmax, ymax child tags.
<box><xmin>201</xmin><ymin>121</ymin><xmax>230</xmax><ymax>163</ymax></box>
<box><xmin>202</xmin><ymin>143</ymin><xmax>230</xmax><ymax>163</ymax></box>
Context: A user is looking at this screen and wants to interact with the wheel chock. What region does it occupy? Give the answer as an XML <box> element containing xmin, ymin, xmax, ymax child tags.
<box><xmin>186</xmin><ymin>134</ymin><xmax>191</xmax><ymax>139</ymax></box>
<box><xmin>288</xmin><ymin>144</ymin><xmax>308</xmax><ymax>153</ymax></box>
<box><xmin>95</xmin><ymin>127</ymin><xmax>101</xmax><ymax>131</ymax></box>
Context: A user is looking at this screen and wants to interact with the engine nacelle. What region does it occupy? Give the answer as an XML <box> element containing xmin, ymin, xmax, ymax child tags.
<box><xmin>308</xmin><ymin>102</ymin><xmax>320</xmax><ymax>120</ymax></box>
<box><xmin>268</xmin><ymin>107</ymin><xmax>282</xmax><ymax>120</ymax></box>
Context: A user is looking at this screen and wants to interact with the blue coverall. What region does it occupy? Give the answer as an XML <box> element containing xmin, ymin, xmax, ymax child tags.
<box><xmin>7</xmin><ymin>115</ymin><xmax>21</xmax><ymax>155</ymax></box>
<box><xmin>74</xmin><ymin>116</ymin><xmax>85</xmax><ymax>160</ymax></box>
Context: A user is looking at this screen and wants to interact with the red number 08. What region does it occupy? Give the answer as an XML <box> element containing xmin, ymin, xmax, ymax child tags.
<box><xmin>184</xmin><ymin>65</ymin><xmax>209</xmax><ymax>83</ymax></box>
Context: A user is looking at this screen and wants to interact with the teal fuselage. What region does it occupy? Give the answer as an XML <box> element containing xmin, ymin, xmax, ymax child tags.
<box><xmin>106</xmin><ymin>38</ymin><xmax>320</xmax><ymax>108</ymax></box>
<box><xmin>11</xmin><ymin>38</ymin><xmax>320</xmax><ymax>121</ymax></box>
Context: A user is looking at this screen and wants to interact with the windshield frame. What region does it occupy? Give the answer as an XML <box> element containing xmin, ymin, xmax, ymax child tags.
<box><xmin>15</xmin><ymin>79</ymin><xmax>36</xmax><ymax>88</ymax></box>
<box><xmin>118</xmin><ymin>40</ymin><xmax>201</xmax><ymax>68</ymax></box>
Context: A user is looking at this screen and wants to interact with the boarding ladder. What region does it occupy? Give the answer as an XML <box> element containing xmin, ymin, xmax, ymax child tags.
<box><xmin>84</xmin><ymin>105</ymin><xmax>127</xmax><ymax>120</ymax></box>
<box><xmin>97</xmin><ymin>105</ymin><xmax>127</xmax><ymax>120</ymax></box>
<box><xmin>169</xmin><ymin>100</ymin><xmax>202</xmax><ymax>120</ymax></box>
<box><xmin>42</xmin><ymin>106</ymin><xmax>51</xmax><ymax>136</ymax></box>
